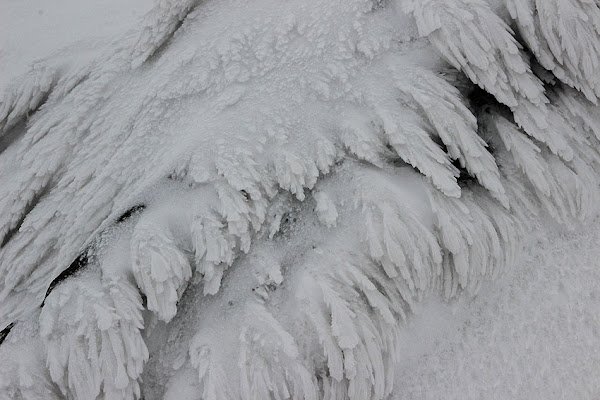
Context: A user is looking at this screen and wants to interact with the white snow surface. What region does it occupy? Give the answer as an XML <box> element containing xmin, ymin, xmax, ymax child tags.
<box><xmin>2</xmin><ymin>0</ymin><xmax>600</xmax><ymax>399</ymax></box>
<box><xmin>393</xmin><ymin>219</ymin><xmax>600</xmax><ymax>399</ymax></box>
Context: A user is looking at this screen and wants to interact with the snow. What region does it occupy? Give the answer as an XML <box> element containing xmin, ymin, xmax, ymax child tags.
<box><xmin>2</xmin><ymin>0</ymin><xmax>600</xmax><ymax>398</ymax></box>
<box><xmin>394</xmin><ymin>219</ymin><xmax>600</xmax><ymax>399</ymax></box>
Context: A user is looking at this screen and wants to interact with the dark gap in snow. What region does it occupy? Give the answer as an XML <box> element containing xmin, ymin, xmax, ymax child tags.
<box><xmin>140</xmin><ymin>292</ymin><xmax>147</xmax><ymax>308</ymax></box>
<box><xmin>0</xmin><ymin>323</ymin><xmax>13</xmax><ymax>346</ymax></box>
<box><xmin>467</xmin><ymin>83</ymin><xmax>507</xmax><ymax>156</ymax></box>
<box><xmin>467</xmin><ymin>84</ymin><xmax>499</xmax><ymax>117</ymax></box>
<box><xmin>116</xmin><ymin>204</ymin><xmax>146</xmax><ymax>223</ymax></box>
<box><xmin>530</xmin><ymin>59</ymin><xmax>558</xmax><ymax>86</ymax></box>
<box><xmin>43</xmin><ymin>250</ymin><xmax>91</xmax><ymax>304</ymax></box>
<box><xmin>429</xmin><ymin>132</ymin><xmax>445</xmax><ymax>149</ymax></box>
<box><xmin>370</xmin><ymin>0</ymin><xmax>388</xmax><ymax>11</ymax></box>
<box><xmin>454</xmin><ymin>159</ymin><xmax>477</xmax><ymax>185</ymax></box>
<box><xmin>41</xmin><ymin>204</ymin><xmax>146</xmax><ymax>303</ymax></box>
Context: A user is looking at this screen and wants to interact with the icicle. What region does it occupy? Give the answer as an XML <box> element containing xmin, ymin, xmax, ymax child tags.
<box><xmin>389</xmin><ymin>65</ymin><xmax>508</xmax><ymax>206</ymax></box>
<box><xmin>355</xmin><ymin>167</ymin><xmax>443</xmax><ymax>298</ymax></box>
<box><xmin>191</xmin><ymin>212</ymin><xmax>237</xmax><ymax>295</ymax></box>
<box><xmin>0</xmin><ymin>311</ymin><xmax>61</xmax><ymax>400</ymax></box>
<box><xmin>506</xmin><ymin>0</ymin><xmax>600</xmax><ymax>103</ymax></box>
<box><xmin>239</xmin><ymin>304</ymin><xmax>318</xmax><ymax>400</ymax></box>
<box><xmin>401</xmin><ymin>0</ymin><xmax>574</xmax><ymax>159</ymax></box>
<box><xmin>295</xmin><ymin>249</ymin><xmax>404</xmax><ymax>399</ymax></box>
<box><xmin>338</xmin><ymin>108</ymin><xmax>387</xmax><ymax>167</ymax></box>
<box><xmin>554</xmin><ymin>86</ymin><xmax>600</xmax><ymax>140</ymax></box>
<box><xmin>39</xmin><ymin>274</ymin><xmax>148</xmax><ymax>400</ymax></box>
<box><xmin>214</xmin><ymin>149</ymin><xmax>276</xmax><ymax>228</ymax></box>
<box><xmin>273</xmin><ymin>150</ymin><xmax>320</xmax><ymax>201</ymax></box>
<box><xmin>491</xmin><ymin>112</ymin><xmax>595</xmax><ymax>224</ymax></box>
<box><xmin>188</xmin><ymin>345</ymin><xmax>232</xmax><ymax>400</ymax></box>
<box><xmin>427</xmin><ymin>183</ymin><xmax>518</xmax><ymax>296</ymax></box>
<box><xmin>131</xmin><ymin>220</ymin><xmax>192</xmax><ymax>322</ymax></box>
<box><xmin>361</xmin><ymin>79</ymin><xmax>462</xmax><ymax>197</ymax></box>
<box><xmin>401</xmin><ymin>0</ymin><xmax>545</xmax><ymax>108</ymax></box>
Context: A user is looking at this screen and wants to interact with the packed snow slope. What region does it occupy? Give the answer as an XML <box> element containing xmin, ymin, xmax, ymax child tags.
<box><xmin>1</xmin><ymin>0</ymin><xmax>600</xmax><ymax>399</ymax></box>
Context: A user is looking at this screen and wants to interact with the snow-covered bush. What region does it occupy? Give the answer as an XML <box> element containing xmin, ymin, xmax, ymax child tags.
<box><xmin>1</xmin><ymin>0</ymin><xmax>600</xmax><ymax>398</ymax></box>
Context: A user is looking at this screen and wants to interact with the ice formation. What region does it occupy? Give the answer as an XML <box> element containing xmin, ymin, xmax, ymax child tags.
<box><xmin>1</xmin><ymin>0</ymin><xmax>600</xmax><ymax>398</ymax></box>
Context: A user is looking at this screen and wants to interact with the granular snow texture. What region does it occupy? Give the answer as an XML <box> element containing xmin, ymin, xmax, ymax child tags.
<box><xmin>394</xmin><ymin>220</ymin><xmax>600</xmax><ymax>399</ymax></box>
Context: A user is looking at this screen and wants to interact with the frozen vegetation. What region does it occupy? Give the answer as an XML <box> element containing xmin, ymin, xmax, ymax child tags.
<box><xmin>1</xmin><ymin>0</ymin><xmax>600</xmax><ymax>398</ymax></box>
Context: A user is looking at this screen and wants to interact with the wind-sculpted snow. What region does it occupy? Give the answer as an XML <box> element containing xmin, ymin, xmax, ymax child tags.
<box><xmin>1</xmin><ymin>0</ymin><xmax>600</xmax><ymax>398</ymax></box>
<box><xmin>506</xmin><ymin>0</ymin><xmax>600</xmax><ymax>103</ymax></box>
